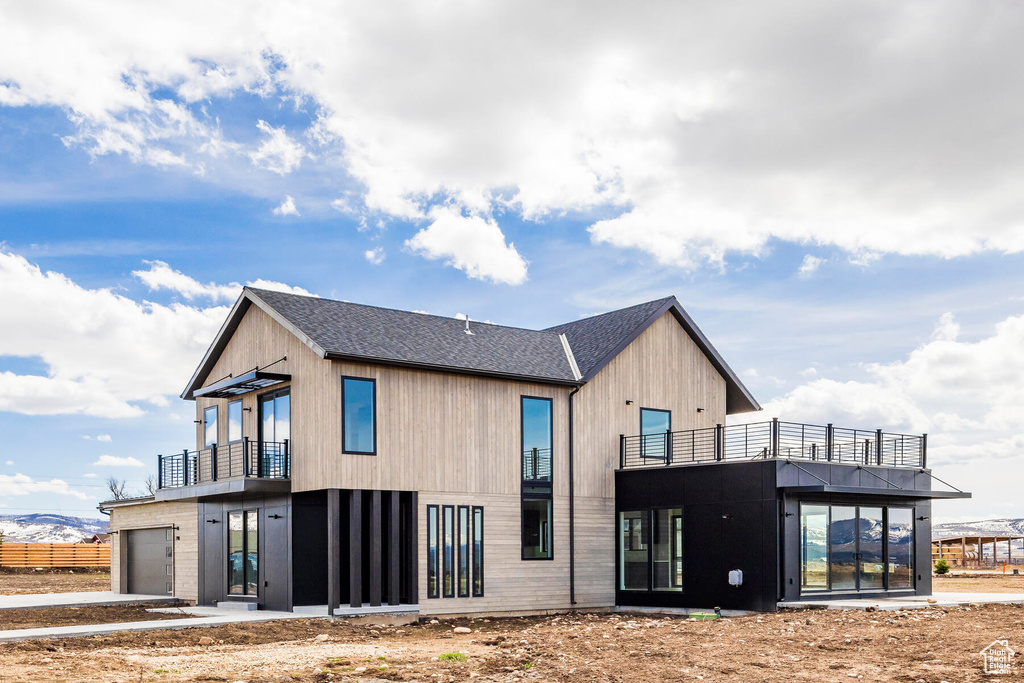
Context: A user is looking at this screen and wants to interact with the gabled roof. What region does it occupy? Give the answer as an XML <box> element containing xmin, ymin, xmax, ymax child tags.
<box><xmin>546</xmin><ymin>297</ymin><xmax>760</xmax><ymax>414</ymax></box>
<box><xmin>182</xmin><ymin>289</ymin><xmax>760</xmax><ymax>415</ymax></box>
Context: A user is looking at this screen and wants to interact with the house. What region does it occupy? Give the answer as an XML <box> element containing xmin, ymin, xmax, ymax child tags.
<box><xmin>99</xmin><ymin>289</ymin><xmax>969</xmax><ymax>614</ymax></box>
<box><xmin>80</xmin><ymin>533</ymin><xmax>112</xmax><ymax>544</ymax></box>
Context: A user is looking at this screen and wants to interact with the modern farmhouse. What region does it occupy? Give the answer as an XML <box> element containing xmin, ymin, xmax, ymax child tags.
<box><xmin>100</xmin><ymin>289</ymin><xmax>969</xmax><ymax>614</ymax></box>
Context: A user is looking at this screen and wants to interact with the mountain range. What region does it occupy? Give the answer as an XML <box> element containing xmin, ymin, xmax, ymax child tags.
<box><xmin>933</xmin><ymin>518</ymin><xmax>1024</xmax><ymax>538</ymax></box>
<box><xmin>0</xmin><ymin>514</ymin><xmax>109</xmax><ymax>543</ymax></box>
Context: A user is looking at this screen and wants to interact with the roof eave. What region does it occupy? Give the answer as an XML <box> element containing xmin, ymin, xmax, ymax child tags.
<box><xmin>323</xmin><ymin>351</ymin><xmax>584</xmax><ymax>387</ymax></box>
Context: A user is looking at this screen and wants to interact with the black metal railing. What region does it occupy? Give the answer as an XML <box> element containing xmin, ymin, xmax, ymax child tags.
<box><xmin>157</xmin><ymin>438</ymin><xmax>290</xmax><ymax>489</ymax></box>
<box><xmin>619</xmin><ymin>419</ymin><xmax>926</xmax><ymax>470</ymax></box>
<box><xmin>522</xmin><ymin>447</ymin><xmax>552</xmax><ymax>482</ymax></box>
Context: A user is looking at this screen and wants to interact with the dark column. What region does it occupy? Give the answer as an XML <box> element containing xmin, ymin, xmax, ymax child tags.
<box><xmin>405</xmin><ymin>491</ymin><xmax>419</xmax><ymax>604</ymax></box>
<box><xmin>369</xmin><ymin>490</ymin><xmax>382</xmax><ymax>607</ymax></box>
<box><xmin>388</xmin><ymin>492</ymin><xmax>401</xmax><ymax>605</ymax></box>
<box><xmin>349</xmin><ymin>490</ymin><xmax>363</xmax><ymax>608</ymax></box>
<box><xmin>327</xmin><ymin>489</ymin><xmax>341</xmax><ymax>615</ymax></box>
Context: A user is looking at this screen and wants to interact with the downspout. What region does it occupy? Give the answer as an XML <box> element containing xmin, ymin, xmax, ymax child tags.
<box><xmin>568</xmin><ymin>385</ymin><xmax>580</xmax><ymax>605</ymax></box>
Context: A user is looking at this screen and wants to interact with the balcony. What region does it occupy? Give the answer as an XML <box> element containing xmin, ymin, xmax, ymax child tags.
<box><xmin>619</xmin><ymin>419</ymin><xmax>926</xmax><ymax>470</ymax></box>
<box><xmin>157</xmin><ymin>438</ymin><xmax>290</xmax><ymax>490</ymax></box>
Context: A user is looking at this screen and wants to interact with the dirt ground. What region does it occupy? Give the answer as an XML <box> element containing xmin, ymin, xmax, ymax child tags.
<box><xmin>0</xmin><ymin>568</ymin><xmax>110</xmax><ymax>595</ymax></box>
<box><xmin>0</xmin><ymin>603</ymin><xmax>193</xmax><ymax>631</ymax></box>
<box><xmin>2</xmin><ymin>604</ymin><xmax>1024</xmax><ymax>683</ymax></box>
<box><xmin>933</xmin><ymin>571</ymin><xmax>1024</xmax><ymax>593</ymax></box>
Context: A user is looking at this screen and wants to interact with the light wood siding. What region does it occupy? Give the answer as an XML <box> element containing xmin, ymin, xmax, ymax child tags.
<box><xmin>418</xmin><ymin>492</ymin><xmax>614</xmax><ymax>615</ymax></box>
<box><xmin>574</xmin><ymin>311</ymin><xmax>728</xmax><ymax>499</ymax></box>
<box><xmin>109</xmin><ymin>500</ymin><xmax>198</xmax><ymax>602</ymax></box>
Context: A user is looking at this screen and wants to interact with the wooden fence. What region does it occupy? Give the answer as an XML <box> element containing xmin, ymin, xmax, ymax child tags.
<box><xmin>0</xmin><ymin>543</ymin><xmax>111</xmax><ymax>568</ymax></box>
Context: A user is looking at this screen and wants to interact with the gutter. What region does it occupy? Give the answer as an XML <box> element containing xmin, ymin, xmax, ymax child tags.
<box><xmin>568</xmin><ymin>384</ymin><xmax>580</xmax><ymax>605</ymax></box>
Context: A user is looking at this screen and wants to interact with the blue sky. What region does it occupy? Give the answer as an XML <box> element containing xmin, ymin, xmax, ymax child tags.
<box><xmin>2</xmin><ymin>1</ymin><xmax>1024</xmax><ymax>523</ymax></box>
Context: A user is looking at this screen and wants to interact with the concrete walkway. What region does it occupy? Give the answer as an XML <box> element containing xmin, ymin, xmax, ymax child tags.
<box><xmin>780</xmin><ymin>592</ymin><xmax>1024</xmax><ymax>611</ymax></box>
<box><xmin>0</xmin><ymin>591</ymin><xmax>179</xmax><ymax>611</ymax></box>
<box><xmin>0</xmin><ymin>605</ymin><xmax>326</xmax><ymax>643</ymax></box>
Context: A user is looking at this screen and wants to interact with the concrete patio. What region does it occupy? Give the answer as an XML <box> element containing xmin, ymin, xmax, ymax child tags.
<box><xmin>0</xmin><ymin>591</ymin><xmax>179</xmax><ymax>611</ymax></box>
<box><xmin>780</xmin><ymin>592</ymin><xmax>1024</xmax><ymax>611</ymax></box>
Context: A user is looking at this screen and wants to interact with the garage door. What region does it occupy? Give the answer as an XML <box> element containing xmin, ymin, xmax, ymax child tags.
<box><xmin>126</xmin><ymin>528</ymin><xmax>173</xmax><ymax>595</ymax></box>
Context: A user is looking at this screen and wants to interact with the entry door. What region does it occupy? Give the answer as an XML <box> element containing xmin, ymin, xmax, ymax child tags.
<box><xmin>201</xmin><ymin>512</ymin><xmax>224</xmax><ymax>605</ymax></box>
<box><xmin>263</xmin><ymin>505</ymin><xmax>290</xmax><ymax>611</ymax></box>
<box><xmin>828</xmin><ymin>505</ymin><xmax>885</xmax><ymax>591</ymax></box>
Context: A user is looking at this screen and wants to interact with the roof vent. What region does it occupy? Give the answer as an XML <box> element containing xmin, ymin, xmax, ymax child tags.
<box><xmin>464</xmin><ymin>317</ymin><xmax>474</xmax><ymax>335</ymax></box>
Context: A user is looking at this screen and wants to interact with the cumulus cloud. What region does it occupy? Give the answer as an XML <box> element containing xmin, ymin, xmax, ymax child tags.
<box><xmin>133</xmin><ymin>260</ymin><xmax>314</xmax><ymax>301</ymax></box>
<box><xmin>249</xmin><ymin>120</ymin><xmax>305</xmax><ymax>175</ymax></box>
<box><xmin>2</xmin><ymin>2</ymin><xmax>1023</xmax><ymax>281</ymax></box>
<box><xmin>406</xmin><ymin>208</ymin><xmax>528</xmax><ymax>285</ymax></box>
<box><xmin>272</xmin><ymin>195</ymin><xmax>300</xmax><ymax>216</ymax></box>
<box><xmin>364</xmin><ymin>247</ymin><xmax>385</xmax><ymax>265</ymax></box>
<box><xmin>0</xmin><ymin>474</ymin><xmax>92</xmax><ymax>501</ymax></box>
<box><xmin>0</xmin><ymin>251</ymin><xmax>310</xmax><ymax>417</ymax></box>
<box><xmin>798</xmin><ymin>255</ymin><xmax>825</xmax><ymax>279</ymax></box>
<box><xmin>93</xmin><ymin>455</ymin><xmax>146</xmax><ymax>467</ymax></box>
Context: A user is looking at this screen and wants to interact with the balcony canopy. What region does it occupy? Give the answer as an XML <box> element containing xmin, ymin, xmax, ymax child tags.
<box><xmin>193</xmin><ymin>370</ymin><xmax>290</xmax><ymax>399</ymax></box>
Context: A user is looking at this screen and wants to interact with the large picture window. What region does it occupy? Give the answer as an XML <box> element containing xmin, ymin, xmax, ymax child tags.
<box><xmin>204</xmin><ymin>405</ymin><xmax>218</xmax><ymax>448</ymax></box>
<box><xmin>426</xmin><ymin>503</ymin><xmax>485</xmax><ymax>600</ymax></box>
<box><xmin>521</xmin><ymin>396</ymin><xmax>553</xmax><ymax>560</ymax></box>
<box><xmin>799</xmin><ymin>503</ymin><xmax>916</xmax><ymax>593</ymax></box>
<box><xmin>343</xmin><ymin>377</ymin><xmax>376</xmax><ymax>454</ymax></box>
<box><xmin>228</xmin><ymin>510</ymin><xmax>258</xmax><ymax>595</ymax></box>
<box><xmin>619</xmin><ymin>508</ymin><xmax>682</xmax><ymax>592</ymax></box>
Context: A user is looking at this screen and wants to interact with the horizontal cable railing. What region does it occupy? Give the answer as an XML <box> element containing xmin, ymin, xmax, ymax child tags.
<box><xmin>620</xmin><ymin>419</ymin><xmax>926</xmax><ymax>470</ymax></box>
<box><xmin>522</xmin><ymin>447</ymin><xmax>552</xmax><ymax>482</ymax></box>
<box><xmin>157</xmin><ymin>438</ymin><xmax>290</xmax><ymax>489</ymax></box>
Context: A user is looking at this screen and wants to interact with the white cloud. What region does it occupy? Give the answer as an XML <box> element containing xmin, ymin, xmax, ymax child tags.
<box><xmin>364</xmin><ymin>247</ymin><xmax>385</xmax><ymax>265</ymax></box>
<box><xmin>249</xmin><ymin>120</ymin><xmax>305</xmax><ymax>175</ymax></box>
<box><xmin>4</xmin><ymin>460</ymin><xmax>12</xmax><ymax>466</ymax></box>
<box><xmin>0</xmin><ymin>474</ymin><xmax>92</xmax><ymax>501</ymax></box>
<box><xmin>1</xmin><ymin>3</ymin><xmax>1022</xmax><ymax>281</ymax></box>
<box><xmin>93</xmin><ymin>455</ymin><xmax>146</xmax><ymax>468</ymax></box>
<box><xmin>133</xmin><ymin>260</ymin><xmax>314</xmax><ymax>301</ymax></box>
<box><xmin>83</xmin><ymin>473</ymin><xmax>98</xmax><ymax>478</ymax></box>
<box><xmin>272</xmin><ymin>195</ymin><xmax>300</xmax><ymax>216</ymax></box>
<box><xmin>406</xmin><ymin>208</ymin><xmax>528</xmax><ymax>285</ymax></box>
<box><xmin>0</xmin><ymin>250</ymin><xmax>311</xmax><ymax>418</ymax></box>
<box><xmin>797</xmin><ymin>255</ymin><xmax>825</xmax><ymax>278</ymax></box>
<box><xmin>82</xmin><ymin>434</ymin><xmax>113</xmax><ymax>442</ymax></box>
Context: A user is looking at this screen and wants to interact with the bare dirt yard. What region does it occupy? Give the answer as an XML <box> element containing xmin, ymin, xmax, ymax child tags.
<box><xmin>933</xmin><ymin>571</ymin><xmax>1024</xmax><ymax>593</ymax></box>
<box><xmin>2</xmin><ymin>604</ymin><xmax>1024</xmax><ymax>683</ymax></box>
<box><xmin>0</xmin><ymin>603</ymin><xmax>194</xmax><ymax>631</ymax></box>
<box><xmin>0</xmin><ymin>568</ymin><xmax>110</xmax><ymax>595</ymax></box>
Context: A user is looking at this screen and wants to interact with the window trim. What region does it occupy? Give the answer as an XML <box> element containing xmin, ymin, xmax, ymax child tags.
<box><xmin>204</xmin><ymin>405</ymin><xmax>218</xmax><ymax>448</ymax></box>
<box><xmin>342</xmin><ymin>376</ymin><xmax>377</xmax><ymax>455</ymax></box>
<box><xmin>457</xmin><ymin>505</ymin><xmax>470</xmax><ymax>598</ymax></box>
<box><xmin>472</xmin><ymin>506</ymin><xmax>484</xmax><ymax>597</ymax></box>
<box><xmin>520</xmin><ymin>395</ymin><xmax>554</xmax><ymax>561</ymax></box>
<box><xmin>227</xmin><ymin>508</ymin><xmax>258</xmax><ymax>597</ymax></box>
<box><xmin>227</xmin><ymin>399</ymin><xmax>243</xmax><ymax>444</ymax></box>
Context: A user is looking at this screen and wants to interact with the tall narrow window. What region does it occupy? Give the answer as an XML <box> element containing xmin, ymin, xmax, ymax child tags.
<box><xmin>426</xmin><ymin>505</ymin><xmax>439</xmax><ymax>599</ymax></box>
<box><xmin>888</xmin><ymin>508</ymin><xmax>914</xmax><ymax>589</ymax></box>
<box><xmin>652</xmin><ymin>508</ymin><xmax>683</xmax><ymax>591</ymax></box>
<box><xmin>228</xmin><ymin>510</ymin><xmax>258</xmax><ymax>595</ymax></box>
<box><xmin>472</xmin><ymin>507</ymin><xmax>484</xmax><ymax>597</ymax></box>
<box><xmin>343</xmin><ymin>377</ymin><xmax>376</xmax><ymax>454</ymax></box>
<box><xmin>228</xmin><ymin>400</ymin><xmax>243</xmax><ymax>443</ymax></box>
<box><xmin>259</xmin><ymin>389</ymin><xmax>290</xmax><ymax>478</ymax></box>
<box><xmin>204</xmin><ymin>405</ymin><xmax>218</xmax><ymax>448</ymax></box>
<box><xmin>800</xmin><ymin>504</ymin><xmax>829</xmax><ymax>591</ymax></box>
<box><xmin>640</xmin><ymin>408</ymin><xmax>670</xmax><ymax>460</ymax></box>
<box><xmin>619</xmin><ymin>511</ymin><xmax>648</xmax><ymax>590</ymax></box>
<box><xmin>457</xmin><ymin>506</ymin><xmax>469</xmax><ymax>597</ymax></box>
<box><xmin>442</xmin><ymin>505</ymin><xmax>454</xmax><ymax>598</ymax></box>
<box><xmin>521</xmin><ymin>396</ymin><xmax>553</xmax><ymax>560</ymax></box>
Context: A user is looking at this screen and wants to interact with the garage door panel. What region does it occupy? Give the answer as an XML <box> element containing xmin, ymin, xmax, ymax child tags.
<box><xmin>127</xmin><ymin>528</ymin><xmax>173</xmax><ymax>595</ymax></box>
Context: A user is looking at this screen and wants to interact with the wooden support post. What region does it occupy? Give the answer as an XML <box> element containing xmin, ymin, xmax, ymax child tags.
<box><xmin>369</xmin><ymin>490</ymin><xmax>382</xmax><ymax>607</ymax></box>
<box><xmin>327</xmin><ymin>489</ymin><xmax>341</xmax><ymax>616</ymax></box>
<box><xmin>388</xmin><ymin>492</ymin><xmax>401</xmax><ymax>605</ymax></box>
<box><xmin>349</xmin><ymin>490</ymin><xmax>363</xmax><ymax>608</ymax></box>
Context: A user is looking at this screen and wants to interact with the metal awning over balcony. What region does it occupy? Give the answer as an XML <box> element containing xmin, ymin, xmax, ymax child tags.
<box><xmin>193</xmin><ymin>370</ymin><xmax>290</xmax><ymax>398</ymax></box>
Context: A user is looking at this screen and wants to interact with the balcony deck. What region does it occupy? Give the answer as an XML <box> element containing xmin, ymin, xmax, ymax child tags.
<box><xmin>157</xmin><ymin>438</ymin><xmax>290</xmax><ymax>490</ymax></box>
<box><xmin>619</xmin><ymin>419</ymin><xmax>926</xmax><ymax>470</ymax></box>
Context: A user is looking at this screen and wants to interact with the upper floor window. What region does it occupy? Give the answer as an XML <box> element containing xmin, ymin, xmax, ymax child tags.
<box><xmin>521</xmin><ymin>397</ymin><xmax>552</xmax><ymax>482</ymax></box>
<box><xmin>640</xmin><ymin>408</ymin><xmax>671</xmax><ymax>459</ymax></box>
<box><xmin>343</xmin><ymin>377</ymin><xmax>376</xmax><ymax>454</ymax></box>
<box><xmin>204</xmin><ymin>405</ymin><xmax>218</xmax><ymax>448</ymax></box>
<box><xmin>521</xmin><ymin>396</ymin><xmax>553</xmax><ymax>560</ymax></box>
<box><xmin>228</xmin><ymin>400</ymin><xmax>243</xmax><ymax>443</ymax></box>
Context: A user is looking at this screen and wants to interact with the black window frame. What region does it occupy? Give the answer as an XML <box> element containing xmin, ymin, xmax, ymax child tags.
<box><xmin>639</xmin><ymin>408</ymin><xmax>671</xmax><ymax>460</ymax></box>
<box><xmin>426</xmin><ymin>504</ymin><xmax>439</xmax><ymax>599</ymax></box>
<box><xmin>342</xmin><ymin>376</ymin><xmax>377</xmax><ymax>455</ymax></box>
<box><xmin>520</xmin><ymin>395</ymin><xmax>554</xmax><ymax>561</ymax></box>
<box><xmin>227</xmin><ymin>399</ymin><xmax>243</xmax><ymax>444</ymax></box>
<box><xmin>472</xmin><ymin>506</ymin><xmax>484</xmax><ymax>597</ymax></box>
<box><xmin>442</xmin><ymin>505</ymin><xmax>455</xmax><ymax>598</ymax></box>
<box><xmin>457</xmin><ymin>505</ymin><xmax>470</xmax><ymax>598</ymax></box>
<box><xmin>227</xmin><ymin>508</ymin><xmax>258</xmax><ymax>596</ymax></box>
<box><xmin>204</xmin><ymin>404</ymin><xmax>218</xmax><ymax>448</ymax></box>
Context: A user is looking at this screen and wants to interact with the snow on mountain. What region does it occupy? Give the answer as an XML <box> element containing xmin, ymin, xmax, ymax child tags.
<box><xmin>0</xmin><ymin>514</ymin><xmax>108</xmax><ymax>543</ymax></box>
<box><xmin>933</xmin><ymin>518</ymin><xmax>1024</xmax><ymax>538</ymax></box>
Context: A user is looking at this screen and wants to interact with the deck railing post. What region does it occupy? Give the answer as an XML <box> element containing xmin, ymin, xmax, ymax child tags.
<box><xmin>619</xmin><ymin>434</ymin><xmax>625</xmax><ymax>469</ymax></box>
<box><xmin>666</xmin><ymin>429</ymin><xmax>673</xmax><ymax>466</ymax></box>
<box><xmin>182</xmin><ymin>449</ymin><xmax>189</xmax><ymax>486</ymax></box>
<box><xmin>716</xmin><ymin>423</ymin><xmax>723</xmax><ymax>461</ymax></box>
<box><xmin>826</xmin><ymin>424</ymin><xmax>833</xmax><ymax>461</ymax></box>
<box><xmin>771</xmin><ymin>418</ymin><xmax>779</xmax><ymax>459</ymax></box>
<box><xmin>157</xmin><ymin>455</ymin><xmax>163</xmax><ymax>490</ymax></box>
<box><xmin>210</xmin><ymin>444</ymin><xmax>217</xmax><ymax>483</ymax></box>
<box><xmin>922</xmin><ymin>433</ymin><xmax>928</xmax><ymax>469</ymax></box>
<box><xmin>283</xmin><ymin>438</ymin><xmax>290</xmax><ymax>478</ymax></box>
<box><xmin>876</xmin><ymin>429</ymin><xmax>883</xmax><ymax>466</ymax></box>
<box><xmin>243</xmin><ymin>436</ymin><xmax>250</xmax><ymax>478</ymax></box>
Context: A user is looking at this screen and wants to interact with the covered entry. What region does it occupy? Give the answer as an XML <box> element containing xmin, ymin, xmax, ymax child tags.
<box><xmin>125</xmin><ymin>528</ymin><xmax>173</xmax><ymax>595</ymax></box>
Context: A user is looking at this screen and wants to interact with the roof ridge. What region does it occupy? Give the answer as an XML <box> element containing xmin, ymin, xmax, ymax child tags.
<box><xmin>543</xmin><ymin>295</ymin><xmax>676</xmax><ymax>331</ymax></box>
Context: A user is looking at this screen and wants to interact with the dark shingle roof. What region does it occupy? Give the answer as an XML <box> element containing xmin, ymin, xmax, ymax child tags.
<box><xmin>545</xmin><ymin>297</ymin><xmax>674</xmax><ymax>379</ymax></box>
<box><xmin>247</xmin><ymin>288</ymin><xmax>579</xmax><ymax>384</ymax></box>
